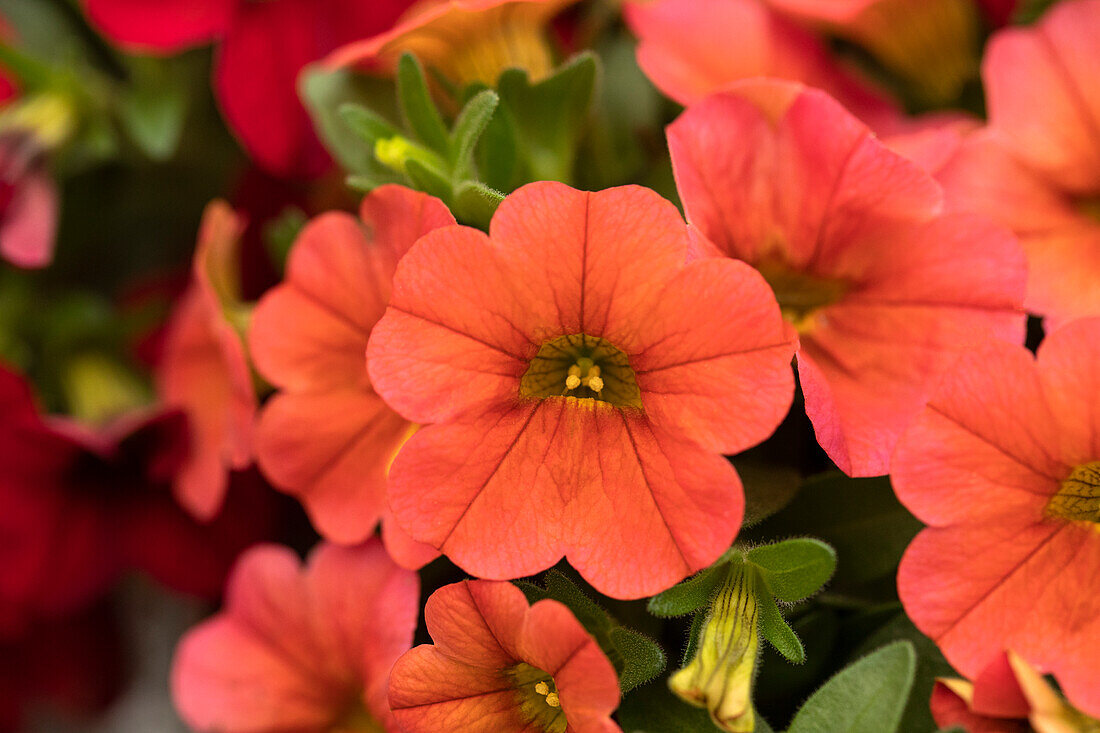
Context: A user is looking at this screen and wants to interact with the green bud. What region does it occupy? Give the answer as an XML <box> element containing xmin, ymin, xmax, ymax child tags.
<box><xmin>669</xmin><ymin>563</ymin><xmax>760</xmax><ymax>733</ymax></box>
<box><xmin>373</xmin><ymin>135</ymin><xmax>446</xmax><ymax>178</ymax></box>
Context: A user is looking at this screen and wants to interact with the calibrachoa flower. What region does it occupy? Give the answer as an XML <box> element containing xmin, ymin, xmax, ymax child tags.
<box><xmin>249</xmin><ymin>185</ymin><xmax>454</xmax><ymax>565</ymax></box>
<box><xmin>766</xmin><ymin>0</ymin><xmax>983</xmax><ymax>105</ymax></box>
<box><xmin>159</xmin><ymin>201</ymin><xmax>257</xmax><ymax>520</ymax></box>
<box><xmin>936</xmin><ymin>0</ymin><xmax>1100</xmax><ymax>328</ymax></box>
<box><xmin>0</xmin><ymin>365</ymin><xmax>274</xmax><ymax>636</ymax></box>
<box><xmin>932</xmin><ymin>651</ymin><xmax>1100</xmax><ymax>733</ymax></box>
<box><xmin>667</xmin><ymin>80</ymin><xmax>1025</xmax><ymax>476</ymax></box>
<box><xmin>82</xmin><ymin>0</ymin><xmax>415</xmax><ymax>177</ymax></box>
<box><xmin>623</xmin><ymin>0</ymin><xmax>897</xmax><ymax>129</ymax></box>
<box><xmin>368</xmin><ymin>181</ymin><xmax>797</xmax><ymax>598</ymax></box>
<box><xmin>171</xmin><ymin>539</ymin><xmax>418</xmax><ymax>733</ymax></box>
<box><xmin>326</xmin><ymin>0</ymin><xmax>579</xmax><ymax>87</ymax></box>
<box><xmin>389</xmin><ymin>579</ymin><xmax>622</xmax><ymax>733</ymax></box>
<box><xmin>893</xmin><ymin>317</ymin><xmax>1100</xmax><ymax>718</ymax></box>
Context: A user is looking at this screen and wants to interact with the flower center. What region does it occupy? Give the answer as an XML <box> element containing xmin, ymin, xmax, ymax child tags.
<box><xmin>330</xmin><ymin>696</ymin><xmax>384</xmax><ymax>733</ymax></box>
<box><xmin>507</xmin><ymin>663</ymin><xmax>566</xmax><ymax>733</ymax></box>
<box><xmin>520</xmin><ymin>333</ymin><xmax>642</xmax><ymax>408</ymax></box>
<box><xmin>1078</xmin><ymin>195</ymin><xmax>1100</xmax><ymax>225</ymax></box>
<box><xmin>1046</xmin><ymin>462</ymin><xmax>1100</xmax><ymax>524</ymax></box>
<box><xmin>756</xmin><ymin>259</ymin><xmax>847</xmax><ymax>335</ymax></box>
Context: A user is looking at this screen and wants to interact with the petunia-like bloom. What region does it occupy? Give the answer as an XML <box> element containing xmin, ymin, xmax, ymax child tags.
<box><xmin>326</xmin><ymin>0</ymin><xmax>579</xmax><ymax>87</ymax></box>
<box><xmin>667</xmin><ymin>80</ymin><xmax>1025</xmax><ymax>477</ymax></box>
<box><xmin>82</xmin><ymin>0</ymin><xmax>415</xmax><ymax>177</ymax></box>
<box><xmin>935</xmin><ymin>0</ymin><xmax>1100</xmax><ymax>329</ymax></box>
<box><xmin>766</xmin><ymin>0</ymin><xmax>983</xmax><ymax>105</ymax></box>
<box><xmin>368</xmin><ymin>181</ymin><xmax>797</xmax><ymax>599</ymax></box>
<box><xmin>389</xmin><ymin>579</ymin><xmax>622</xmax><ymax>733</ymax></box>
<box><xmin>0</xmin><ymin>365</ymin><xmax>275</xmax><ymax>637</ymax></box>
<box><xmin>171</xmin><ymin>539</ymin><xmax>418</xmax><ymax>733</ymax></box>
<box><xmin>159</xmin><ymin>200</ymin><xmax>257</xmax><ymax>520</ymax></box>
<box><xmin>623</xmin><ymin>0</ymin><xmax>898</xmax><ymax>130</ymax></box>
<box><xmin>931</xmin><ymin>651</ymin><xmax>1100</xmax><ymax>733</ymax></box>
<box><xmin>893</xmin><ymin>317</ymin><xmax>1100</xmax><ymax>718</ymax></box>
<box><xmin>249</xmin><ymin>185</ymin><xmax>454</xmax><ymax>566</ymax></box>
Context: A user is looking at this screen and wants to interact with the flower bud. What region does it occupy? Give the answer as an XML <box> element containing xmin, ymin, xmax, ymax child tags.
<box><xmin>669</xmin><ymin>563</ymin><xmax>760</xmax><ymax>733</ymax></box>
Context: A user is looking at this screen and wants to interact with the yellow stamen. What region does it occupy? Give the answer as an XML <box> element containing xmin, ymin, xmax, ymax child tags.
<box><xmin>534</xmin><ymin>681</ymin><xmax>550</xmax><ymax>696</ymax></box>
<box><xmin>565</xmin><ymin>365</ymin><xmax>582</xmax><ymax>391</ymax></box>
<box><xmin>586</xmin><ymin>375</ymin><xmax>604</xmax><ymax>393</ymax></box>
<box><xmin>544</xmin><ymin>692</ymin><xmax>560</xmax><ymax>708</ymax></box>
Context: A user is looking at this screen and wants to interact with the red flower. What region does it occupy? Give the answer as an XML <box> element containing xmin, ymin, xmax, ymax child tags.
<box><xmin>159</xmin><ymin>201</ymin><xmax>257</xmax><ymax>520</ymax></box>
<box><xmin>893</xmin><ymin>317</ymin><xmax>1100</xmax><ymax>718</ymax></box>
<box><xmin>0</xmin><ymin>365</ymin><xmax>275</xmax><ymax>637</ymax></box>
<box><xmin>931</xmin><ymin>651</ymin><xmax>1099</xmax><ymax>733</ymax></box>
<box><xmin>623</xmin><ymin>0</ymin><xmax>898</xmax><ymax>130</ymax></box>
<box><xmin>935</xmin><ymin>0</ymin><xmax>1100</xmax><ymax>328</ymax></box>
<box><xmin>389</xmin><ymin>580</ymin><xmax>622</xmax><ymax>733</ymax></box>
<box><xmin>368</xmin><ymin>181</ymin><xmax>797</xmax><ymax>599</ymax></box>
<box><xmin>249</xmin><ymin>185</ymin><xmax>454</xmax><ymax>567</ymax></box>
<box><xmin>326</xmin><ymin>0</ymin><xmax>579</xmax><ymax>87</ymax></box>
<box><xmin>82</xmin><ymin>0</ymin><xmax>415</xmax><ymax>177</ymax></box>
<box><xmin>171</xmin><ymin>539</ymin><xmax>419</xmax><ymax>733</ymax></box>
<box><xmin>667</xmin><ymin>80</ymin><xmax>1025</xmax><ymax>476</ymax></box>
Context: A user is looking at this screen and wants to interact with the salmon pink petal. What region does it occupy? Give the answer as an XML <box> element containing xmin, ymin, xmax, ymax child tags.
<box><xmin>633</xmin><ymin>257</ymin><xmax>796</xmax><ymax>454</ymax></box>
<box><xmin>1036</xmin><ymin>317</ymin><xmax>1100</xmax><ymax>465</ymax></box>
<box><xmin>367</xmin><ymin>226</ymin><xmax>532</xmax><ymax>424</ymax></box>
<box><xmin>381</xmin><ymin>510</ymin><xmax>440</xmax><ymax>570</ymax></box>
<box><xmin>931</xmin><ymin>680</ymin><xmax>1026</xmax><ymax>733</ymax></box>
<box><xmin>423</xmin><ymin>579</ymin><xmax>524</xmax><ymax>667</ymax></box>
<box><xmin>668</xmin><ymin>83</ymin><xmax>941</xmax><ymax>270</ymax></box>
<box><xmin>971</xmin><ymin>653</ymin><xmax>1030</xmax><ymax>719</ymax></box>
<box><xmin>0</xmin><ymin>168</ymin><xmax>57</xmax><ymax>269</ymax></box>
<box><xmin>891</xmin><ymin>344</ymin><xmax>1065</xmax><ymax>527</ymax></box>
<box><xmin>983</xmin><ymin>0</ymin><xmax>1100</xmax><ymax>193</ymax></box>
<box><xmin>898</xmin><ymin>520</ymin><xmax>1100</xmax><ymax>695</ymax></box>
<box><xmin>386</xmin><ymin>402</ymin><xmax>569</xmax><ymax>583</ymax></box>
<box><xmin>83</xmin><ymin>0</ymin><xmax>233</xmax><ymax>53</ymax></box>
<box><xmin>255</xmin><ymin>389</ymin><xmax>409</xmax><ymax>544</ymax></box>
<box><xmin>488</xmin><ymin>183</ymin><xmax>690</xmax><ymax>352</ymax></box>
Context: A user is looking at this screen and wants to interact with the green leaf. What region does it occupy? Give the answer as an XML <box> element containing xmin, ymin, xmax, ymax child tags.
<box><xmin>747</xmin><ymin>538</ymin><xmax>836</xmax><ymax>602</ymax></box>
<box><xmin>449</xmin><ymin>89</ymin><xmax>499</xmax><ymax>175</ymax></box>
<box><xmin>647</xmin><ymin>563</ymin><xmax>726</xmax><ymax>618</ymax></box>
<box><xmin>262</xmin><ymin>207</ymin><xmax>307</xmax><ymax>274</ymax></box>
<box><xmin>118</xmin><ymin>84</ymin><xmax>186</xmax><ymax>161</ymax></box>
<box><xmin>610</xmin><ymin>627</ymin><xmax>666</xmax><ymax>693</ymax></box>
<box><xmin>682</xmin><ymin>610</ymin><xmax>705</xmax><ymax>667</ymax></box>
<box><xmin>396</xmin><ymin>53</ymin><xmax>450</xmax><ymax>155</ymax></box>
<box><xmin>339</xmin><ymin>103</ymin><xmax>400</xmax><ymax>145</ymax></box>
<box><xmin>496</xmin><ymin>52</ymin><xmax>598</xmax><ymax>184</ymax></box>
<box><xmin>755</xmin><ymin>582</ymin><xmax>805</xmax><ymax>664</ymax></box>
<box><xmin>788</xmin><ymin>641</ymin><xmax>917</xmax><ymax>733</ymax></box>
<box><xmin>452</xmin><ymin>181</ymin><xmax>503</xmax><ymax>230</ymax></box>
<box><xmin>617</xmin><ymin>682</ymin><xmax>725</xmax><ymax>733</ymax></box>
<box><xmin>512</xmin><ymin>580</ymin><xmax>549</xmax><ymax>606</ymax></box>
<box><xmin>404</xmin><ymin>158</ymin><xmax>453</xmax><ymax>202</ymax></box>
<box><xmin>543</xmin><ymin>570</ymin><xmax>614</xmax><ymax>640</ymax></box>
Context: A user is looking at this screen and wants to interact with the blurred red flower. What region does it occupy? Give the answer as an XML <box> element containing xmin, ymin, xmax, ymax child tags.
<box><xmin>667</xmin><ymin>80</ymin><xmax>1025</xmax><ymax>476</ymax></box>
<box><xmin>368</xmin><ymin>181</ymin><xmax>797</xmax><ymax>599</ymax></box>
<box><xmin>894</xmin><ymin>317</ymin><xmax>1100</xmax><ymax>718</ymax></box>
<box><xmin>389</xmin><ymin>579</ymin><xmax>621</xmax><ymax>733</ymax></box>
<box><xmin>82</xmin><ymin>0</ymin><xmax>416</xmax><ymax>177</ymax></box>
<box><xmin>172</xmin><ymin>539</ymin><xmax>419</xmax><ymax>733</ymax></box>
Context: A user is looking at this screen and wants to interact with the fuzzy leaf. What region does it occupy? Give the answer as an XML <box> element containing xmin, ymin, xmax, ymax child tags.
<box><xmin>404</xmin><ymin>158</ymin><xmax>452</xmax><ymax>202</ymax></box>
<box><xmin>449</xmin><ymin>90</ymin><xmax>499</xmax><ymax>174</ymax></box>
<box><xmin>396</xmin><ymin>53</ymin><xmax>450</xmax><ymax>155</ymax></box>
<box><xmin>755</xmin><ymin>583</ymin><xmax>805</xmax><ymax>664</ymax></box>
<box><xmin>452</xmin><ymin>181</ymin><xmax>504</xmax><ymax>230</ymax></box>
<box><xmin>747</xmin><ymin>538</ymin><xmax>836</xmax><ymax>602</ymax></box>
<box><xmin>647</xmin><ymin>563</ymin><xmax>726</xmax><ymax>618</ymax></box>
<box><xmin>610</xmin><ymin>627</ymin><xmax>666</xmax><ymax>693</ymax></box>
<box><xmin>788</xmin><ymin>641</ymin><xmax>917</xmax><ymax>733</ymax></box>
<box><xmin>339</xmin><ymin>103</ymin><xmax>400</xmax><ymax>145</ymax></box>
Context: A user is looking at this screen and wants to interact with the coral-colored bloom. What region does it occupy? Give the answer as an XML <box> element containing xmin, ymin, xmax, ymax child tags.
<box><xmin>368</xmin><ymin>181</ymin><xmax>797</xmax><ymax>598</ymax></box>
<box><xmin>172</xmin><ymin>539</ymin><xmax>418</xmax><ymax>733</ymax></box>
<box><xmin>0</xmin><ymin>365</ymin><xmax>274</xmax><ymax>637</ymax></box>
<box><xmin>935</xmin><ymin>0</ymin><xmax>1100</xmax><ymax>328</ymax></box>
<box><xmin>159</xmin><ymin>201</ymin><xmax>257</xmax><ymax>520</ymax></box>
<box><xmin>83</xmin><ymin>0</ymin><xmax>415</xmax><ymax>177</ymax></box>
<box><xmin>326</xmin><ymin>0</ymin><xmax>579</xmax><ymax>86</ymax></box>
<box><xmin>667</xmin><ymin>80</ymin><xmax>1025</xmax><ymax>476</ymax></box>
<box><xmin>623</xmin><ymin>0</ymin><xmax>897</xmax><ymax>129</ymax></box>
<box><xmin>931</xmin><ymin>651</ymin><xmax>1100</xmax><ymax>733</ymax></box>
<box><xmin>389</xmin><ymin>580</ymin><xmax>622</xmax><ymax>733</ymax></box>
<box><xmin>249</xmin><ymin>185</ymin><xmax>454</xmax><ymax>565</ymax></box>
<box><xmin>766</xmin><ymin>0</ymin><xmax>983</xmax><ymax>105</ymax></box>
<box><xmin>894</xmin><ymin>317</ymin><xmax>1100</xmax><ymax>718</ymax></box>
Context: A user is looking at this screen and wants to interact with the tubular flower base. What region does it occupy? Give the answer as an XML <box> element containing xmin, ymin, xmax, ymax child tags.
<box><xmin>668</xmin><ymin>79</ymin><xmax>1026</xmax><ymax>476</ymax></box>
<box><xmin>249</xmin><ymin>185</ymin><xmax>454</xmax><ymax>566</ymax></box>
<box><xmin>367</xmin><ymin>181</ymin><xmax>798</xmax><ymax>599</ymax></box>
<box><xmin>894</xmin><ymin>317</ymin><xmax>1100</xmax><ymax>719</ymax></box>
<box><xmin>171</xmin><ymin>539</ymin><xmax>419</xmax><ymax>733</ymax></box>
<box><xmin>936</xmin><ymin>0</ymin><xmax>1100</xmax><ymax>328</ymax></box>
<box><xmin>388</xmin><ymin>580</ymin><xmax>622</xmax><ymax>733</ymax></box>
